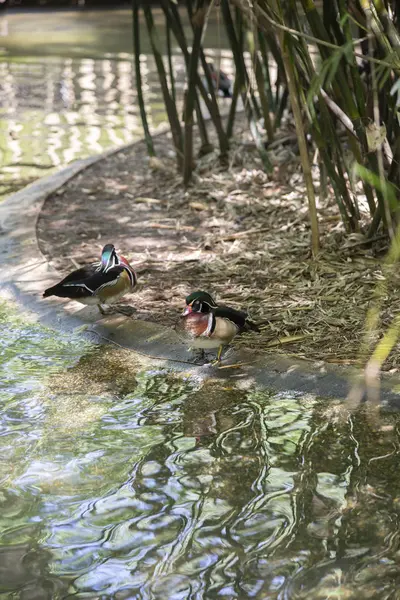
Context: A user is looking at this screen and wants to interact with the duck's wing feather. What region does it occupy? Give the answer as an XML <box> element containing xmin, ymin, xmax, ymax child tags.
<box><xmin>214</xmin><ymin>305</ymin><xmax>259</xmax><ymax>332</ymax></box>
<box><xmin>57</xmin><ymin>264</ymin><xmax>100</xmax><ymax>285</ymax></box>
<box><xmin>43</xmin><ymin>264</ymin><xmax>122</xmax><ymax>299</ymax></box>
<box><xmin>214</xmin><ymin>306</ymin><xmax>247</xmax><ymax>327</ymax></box>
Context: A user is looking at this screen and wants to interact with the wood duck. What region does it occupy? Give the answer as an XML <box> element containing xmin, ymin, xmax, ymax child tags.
<box><xmin>43</xmin><ymin>243</ymin><xmax>137</xmax><ymax>314</ymax></box>
<box><xmin>205</xmin><ymin>63</ymin><xmax>233</xmax><ymax>98</ymax></box>
<box><xmin>177</xmin><ymin>290</ymin><xmax>258</xmax><ymax>364</ymax></box>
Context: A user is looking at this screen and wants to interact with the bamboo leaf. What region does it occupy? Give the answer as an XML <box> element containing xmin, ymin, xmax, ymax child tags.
<box><xmin>266</xmin><ymin>335</ymin><xmax>311</xmax><ymax>347</ymax></box>
<box><xmin>365</xmin><ymin>122</ymin><xmax>387</xmax><ymax>152</ymax></box>
<box><xmin>353</xmin><ymin>163</ymin><xmax>399</xmax><ymax>210</ymax></box>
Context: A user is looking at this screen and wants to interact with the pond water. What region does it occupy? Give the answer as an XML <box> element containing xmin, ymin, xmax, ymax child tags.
<box><xmin>0</xmin><ymin>6</ymin><xmax>233</xmax><ymax>201</ymax></box>
<box><xmin>2</xmin><ymin>298</ymin><xmax>400</xmax><ymax>599</ymax></box>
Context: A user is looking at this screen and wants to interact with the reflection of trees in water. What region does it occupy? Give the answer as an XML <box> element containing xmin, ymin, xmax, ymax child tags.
<box><xmin>127</xmin><ymin>381</ymin><xmax>259</xmax><ymax>597</ymax></box>
<box><xmin>0</xmin><ymin>543</ymin><xmax>64</xmax><ymax>599</ymax></box>
<box><xmin>133</xmin><ymin>386</ymin><xmax>400</xmax><ymax>599</ymax></box>
<box><xmin>120</xmin><ymin>383</ymin><xmax>312</xmax><ymax>597</ymax></box>
<box><xmin>0</xmin><ymin>488</ymin><xmax>71</xmax><ymax>598</ymax></box>
<box><xmin>280</xmin><ymin>405</ymin><xmax>400</xmax><ymax>599</ymax></box>
<box><xmin>4</xmin><ymin>366</ymin><xmax>400</xmax><ymax>598</ymax></box>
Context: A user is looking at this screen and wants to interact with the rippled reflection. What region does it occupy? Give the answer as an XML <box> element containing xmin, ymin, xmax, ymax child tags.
<box><xmin>0</xmin><ymin>54</ymin><xmax>166</xmax><ymax>199</ymax></box>
<box><xmin>0</xmin><ymin>8</ymin><xmax>239</xmax><ymax>202</ymax></box>
<box><xmin>1</xmin><ymin>299</ymin><xmax>400</xmax><ymax>598</ymax></box>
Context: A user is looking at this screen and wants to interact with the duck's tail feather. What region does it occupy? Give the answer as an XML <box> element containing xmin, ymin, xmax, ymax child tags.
<box><xmin>43</xmin><ymin>285</ymin><xmax>58</xmax><ymax>298</ymax></box>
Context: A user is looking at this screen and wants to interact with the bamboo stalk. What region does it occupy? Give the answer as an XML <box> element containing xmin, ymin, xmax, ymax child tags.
<box><xmin>161</xmin><ymin>0</ymin><xmax>229</xmax><ymax>157</ymax></box>
<box><xmin>298</xmin><ymin>0</ymin><xmax>380</xmax><ymax>220</ymax></box>
<box><xmin>322</xmin><ymin>0</ymin><xmax>345</xmax><ymax>44</ymax></box>
<box><xmin>195</xmin><ymin>97</ymin><xmax>212</xmax><ymax>154</ymax></box>
<box><xmin>165</xmin><ymin>0</ymin><xmax>210</xmax><ymax>154</ymax></box>
<box><xmin>360</xmin><ymin>0</ymin><xmax>400</xmax><ymax>69</ymax></box>
<box><xmin>368</xmin><ymin>8</ymin><xmax>395</xmax><ymax>238</ymax></box>
<box><xmin>290</xmin><ymin>4</ymin><xmax>362</xmax><ymax>228</ymax></box>
<box><xmin>226</xmin><ymin>5</ymin><xmax>244</xmax><ymax>140</ymax></box>
<box><xmin>257</xmin><ymin>30</ymin><xmax>275</xmax><ymax>112</ymax></box>
<box><xmin>223</xmin><ymin>2</ymin><xmax>261</xmax><ymax>120</ymax></box>
<box><xmin>310</xmin><ymin>116</ymin><xmax>355</xmax><ymax>230</ymax></box>
<box><xmin>143</xmin><ymin>4</ymin><xmax>183</xmax><ymax>169</ymax></box>
<box><xmin>198</xmin><ymin>49</ymin><xmax>229</xmax><ymax>157</ymax></box>
<box><xmin>274</xmin><ymin>87</ymin><xmax>288</xmax><ymax>130</ymax></box>
<box><xmin>185</xmin><ymin>0</ymin><xmax>223</xmax><ymax>155</ymax></box>
<box><xmin>250</xmin><ymin>32</ymin><xmax>274</xmax><ymax>141</ymax></box>
<box><xmin>267</xmin><ymin>0</ymin><xmax>363</xmax><ymax>228</ymax></box>
<box><xmin>166</xmin><ymin>12</ymin><xmax>176</xmax><ymax>105</ymax></box>
<box><xmin>226</xmin><ymin>71</ymin><xmax>240</xmax><ymax>139</ymax></box>
<box><xmin>374</xmin><ymin>0</ymin><xmax>400</xmax><ymax>51</ymax></box>
<box><xmin>337</xmin><ymin>0</ymin><xmax>367</xmax><ymax>120</ymax></box>
<box><xmin>281</xmin><ymin>34</ymin><xmax>320</xmax><ymax>254</ymax></box>
<box><xmin>187</xmin><ymin>0</ymin><xmax>230</xmax><ymax>159</ymax></box>
<box><xmin>132</xmin><ymin>0</ymin><xmax>154</xmax><ymax>157</ymax></box>
<box><xmin>183</xmin><ymin>1</ymin><xmax>206</xmax><ymax>185</ymax></box>
<box><xmin>221</xmin><ymin>0</ymin><xmax>272</xmax><ymax>172</ymax></box>
<box><xmin>319</xmin><ymin>159</ymin><xmax>327</xmax><ymax>202</ymax></box>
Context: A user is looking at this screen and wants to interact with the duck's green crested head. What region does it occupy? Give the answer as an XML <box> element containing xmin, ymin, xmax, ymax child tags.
<box><xmin>184</xmin><ymin>291</ymin><xmax>217</xmax><ymax>314</ymax></box>
<box><xmin>101</xmin><ymin>243</ymin><xmax>119</xmax><ymax>270</ymax></box>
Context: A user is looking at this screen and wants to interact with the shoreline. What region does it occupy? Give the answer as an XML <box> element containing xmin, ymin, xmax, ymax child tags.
<box><xmin>1</xmin><ymin>129</ymin><xmax>399</xmax><ymax>405</ymax></box>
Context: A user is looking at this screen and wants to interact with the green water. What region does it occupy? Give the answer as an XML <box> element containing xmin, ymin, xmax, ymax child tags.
<box><xmin>2</xmin><ymin>299</ymin><xmax>400</xmax><ymax>598</ymax></box>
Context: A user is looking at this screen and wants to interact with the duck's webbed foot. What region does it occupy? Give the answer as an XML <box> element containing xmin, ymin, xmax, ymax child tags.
<box><xmin>209</xmin><ymin>359</ymin><xmax>221</xmax><ymax>367</ymax></box>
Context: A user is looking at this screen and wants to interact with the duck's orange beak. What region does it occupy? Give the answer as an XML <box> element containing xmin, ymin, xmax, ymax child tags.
<box><xmin>182</xmin><ymin>305</ymin><xmax>192</xmax><ymax>316</ymax></box>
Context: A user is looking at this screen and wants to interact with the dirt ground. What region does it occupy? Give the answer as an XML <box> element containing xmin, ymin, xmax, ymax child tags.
<box><xmin>37</xmin><ymin>125</ymin><xmax>400</xmax><ymax>369</ymax></box>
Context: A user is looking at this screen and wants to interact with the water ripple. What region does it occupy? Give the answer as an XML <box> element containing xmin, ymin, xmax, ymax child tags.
<box><xmin>2</xmin><ymin>335</ymin><xmax>400</xmax><ymax>599</ymax></box>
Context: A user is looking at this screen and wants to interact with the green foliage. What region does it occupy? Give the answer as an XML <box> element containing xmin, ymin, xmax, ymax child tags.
<box><xmin>353</xmin><ymin>163</ymin><xmax>399</xmax><ymax>211</ymax></box>
<box><xmin>306</xmin><ymin>41</ymin><xmax>354</xmax><ymax>116</ymax></box>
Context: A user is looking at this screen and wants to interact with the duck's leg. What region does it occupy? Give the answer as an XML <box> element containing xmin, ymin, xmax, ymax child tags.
<box><xmin>210</xmin><ymin>345</ymin><xmax>224</xmax><ymax>367</ymax></box>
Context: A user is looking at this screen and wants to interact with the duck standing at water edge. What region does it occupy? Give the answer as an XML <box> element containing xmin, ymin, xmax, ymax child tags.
<box><xmin>177</xmin><ymin>291</ymin><xmax>259</xmax><ymax>365</ymax></box>
<box><xmin>43</xmin><ymin>243</ymin><xmax>137</xmax><ymax>315</ymax></box>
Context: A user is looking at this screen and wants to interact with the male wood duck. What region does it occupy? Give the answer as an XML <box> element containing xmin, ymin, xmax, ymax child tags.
<box><xmin>177</xmin><ymin>290</ymin><xmax>259</xmax><ymax>364</ymax></box>
<box><xmin>43</xmin><ymin>243</ymin><xmax>137</xmax><ymax>314</ymax></box>
<box><xmin>205</xmin><ymin>63</ymin><xmax>233</xmax><ymax>98</ymax></box>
